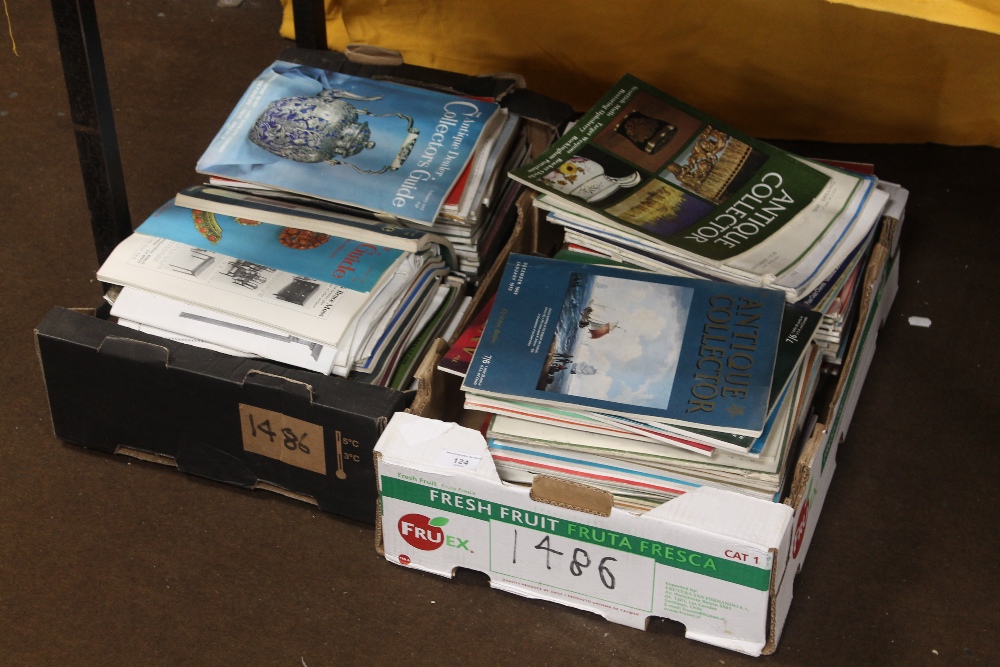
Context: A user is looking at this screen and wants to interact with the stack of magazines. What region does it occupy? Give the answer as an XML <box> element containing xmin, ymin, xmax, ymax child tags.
<box><xmin>507</xmin><ymin>74</ymin><xmax>907</xmax><ymax>309</ymax></box>
<box><xmin>95</xmin><ymin>56</ymin><xmax>545</xmax><ymax>387</ymax></box>
<box><xmin>192</xmin><ymin>58</ymin><xmax>534</xmax><ymax>284</ymax></box>
<box><xmin>443</xmin><ymin>75</ymin><xmax>908</xmax><ymax>511</ymax></box>
<box><xmin>453</xmin><ymin>254</ymin><xmax>823</xmax><ymax>511</ymax></box>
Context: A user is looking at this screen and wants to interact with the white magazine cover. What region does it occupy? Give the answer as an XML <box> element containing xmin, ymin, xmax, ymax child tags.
<box><xmin>96</xmin><ymin>233</ymin><xmax>423</xmax><ymax>348</ymax></box>
<box><xmin>111</xmin><ymin>288</ymin><xmax>340</xmax><ymax>374</ymax></box>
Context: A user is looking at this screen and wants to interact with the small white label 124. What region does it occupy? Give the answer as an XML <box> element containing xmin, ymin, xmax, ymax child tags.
<box><xmin>435</xmin><ymin>450</ymin><xmax>483</xmax><ymax>470</ymax></box>
<box><xmin>489</xmin><ymin>523</ymin><xmax>656</xmax><ymax>611</ymax></box>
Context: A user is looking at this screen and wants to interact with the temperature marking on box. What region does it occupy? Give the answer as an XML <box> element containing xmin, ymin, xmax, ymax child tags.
<box><xmin>335</xmin><ymin>431</ymin><xmax>363</xmax><ymax>480</ymax></box>
<box><xmin>335</xmin><ymin>431</ymin><xmax>347</xmax><ymax>479</ymax></box>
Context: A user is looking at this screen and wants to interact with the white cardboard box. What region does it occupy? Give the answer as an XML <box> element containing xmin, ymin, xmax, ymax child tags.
<box><xmin>375</xmin><ymin>214</ymin><xmax>901</xmax><ymax>656</ymax></box>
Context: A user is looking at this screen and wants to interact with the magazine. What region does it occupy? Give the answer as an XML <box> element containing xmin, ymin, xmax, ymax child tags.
<box><xmin>465</xmin><ymin>299</ymin><xmax>819</xmax><ymax>455</ymax></box>
<box><xmin>387</xmin><ymin>276</ymin><xmax>468</xmax><ymax>390</ymax></box>
<box><xmin>437</xmin><ymin>293</ymin><xmax>496</xmax><ymax>377</ymax></box>
<box><xmin>134</xmin><ymin>199</ymin><xmax>409</xmax><ymax>291</ymax></box>
<box><xmin>326</xmin><ymin>254</ymin><xmax>447</xmax><ymax>376</ymax></box>
<box><xmin>174</xmin><ymin>185</ymin><xmax>457</xmax><ymax>268</ymax></box>
<box><xmin>96</xmin><ymin>233</ymin><xmax>431</xmax><ymax>349</ymax></box>
<box><xmin>196</xmin><ymin>60</ymin><xmax>503</xmax><ymax>225</ymax></box>
<box><xmin>351</xmin><ymin>261</ymin><xmax>450</xmax><ymax>374</ymax></box>
<box><xmin>464</xmin><ymin>394</ymin><xmax>710</xmax><ymax>445</ymax></box>
<box><xmin>461</xmin><ymin>254</ymin><xmax>787</xmax><ymax>436</ymax></box>
<box><xmin>441</xmin><ymin>112</ymin><xmax>524</xmax><ymax>224</ymax></box>
<box><xmin>110</xmin><ymin>287</ymin><xmax>341</xmax><ymax>374</ymax></box>
<box><xmin>508</xmin><ymin>75</ymin><xmax>882</xmax><ymax>298</ymax></box>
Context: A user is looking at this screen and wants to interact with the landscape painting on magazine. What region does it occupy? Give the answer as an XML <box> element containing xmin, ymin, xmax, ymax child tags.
<box><xmin>463</xmin><ymin>255</ymin><xmax>787</xmax><ymax>435</ymax></box>
<box><xmin>534</xmin><ymin>272</ymin><xmax>693</xmax><ymax>414</ymax></box>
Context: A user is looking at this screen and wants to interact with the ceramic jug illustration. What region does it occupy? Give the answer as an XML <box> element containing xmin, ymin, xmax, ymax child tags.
<box><xmin>248</xmin><ymin>88</ymin><xmax>419</xmax><ymax>175</ymax></box>
<box><xmin>543</xmin><ymin>156</ymin><xmax>641</xmax><ymax>203</ymax></box>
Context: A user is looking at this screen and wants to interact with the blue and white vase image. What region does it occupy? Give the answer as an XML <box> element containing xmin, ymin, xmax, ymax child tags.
<box><xmin>248</xmin><ymin>88</ymin><xmax>419</xmax><ymax>175</ymax></box>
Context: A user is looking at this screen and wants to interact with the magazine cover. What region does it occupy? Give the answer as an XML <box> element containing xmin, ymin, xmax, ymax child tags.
<box><xmin>136</xmin><ymin>199</ymin><xmax>407</xmax><ymax>292</ymax></box>
<box><xmin>196</xmin><ymin>61</ymin><xmax>502</xmax><ymax>225</ymax></box>
<box><xmin>509</xmin><ymin>75</ymin><xmax>873</xmax><ymax>274</ymax></box>
<box><xmin>110</xmin><ymin>287</ymin><xmax>341</xmax><ymax>375</ymax></box>
<box><xmin>96</xmin><ymin>234</ymin><xmax>429</xmax><ymax>348</ymax></box>
<box><xmin>462</xmin><ymin>255</ymin><xmax>787</xmax><ymax>436</ymax></box>
<box><xmin>174</xmin><ymin>185</ymin><xmax>457</xmax><ymax>269</ymax></box>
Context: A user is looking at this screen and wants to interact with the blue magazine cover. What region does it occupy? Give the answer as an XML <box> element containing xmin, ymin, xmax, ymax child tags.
<box><xmin>196</xmin><ymin>61</ymin><xmax>501</xmax><ymax>225</ymax></box>
<box><xmin>462</xmin><ymin>255</ymin><xmax>787</xmax><ymax>436</ymax></box>
<box><xmin>135</xmin><ymin>199</ymin><xmax>406</xmax><ymax>293</ymax></box>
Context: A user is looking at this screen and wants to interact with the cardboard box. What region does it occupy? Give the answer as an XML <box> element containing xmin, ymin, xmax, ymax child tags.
<box><xmin>34</xmin><ymin>193</ymin><xmax>554</xmax><ymax>524</ymax></box>
<box><xmin>35</xmin><ymin>304</ymin><xmax>412</xmax><ymax>523</ymax></box>
<box><xmin>35</xmin><ymin>47</ymin><xmax>572</xmax><ymax>525</ymax></box>
<box><xmin>374</xmin><ymin>220</ymin><xmax>901</xmax><ymax>655</ymax></box>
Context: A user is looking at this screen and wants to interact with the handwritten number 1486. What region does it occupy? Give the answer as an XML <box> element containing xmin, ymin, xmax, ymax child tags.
<box><xmin>247</xmin><ymin>413</ymin><xmax>310</xmax><ymax>454</ymax></box>
<box><xmin>515</xmin><ymin>531</ymin><xmax>617</xmax><ymax>590</ymax></box>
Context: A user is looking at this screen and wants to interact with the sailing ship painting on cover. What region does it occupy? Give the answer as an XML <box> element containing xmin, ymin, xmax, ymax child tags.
<box><xmin>463</xmin><ymin>254</ymin><xmax>787</xmax><ymax>434</ymax></box>
<box><xmin>535</xmin><ymin>272</ymin><xmax>694</xmax><ymax>411</ymax></box>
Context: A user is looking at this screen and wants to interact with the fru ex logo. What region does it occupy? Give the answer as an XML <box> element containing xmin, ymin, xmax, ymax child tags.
<box><xmin>398</xmin><ymin>514</ymin><xmax>470</xmax><ymax>552</ymax></box>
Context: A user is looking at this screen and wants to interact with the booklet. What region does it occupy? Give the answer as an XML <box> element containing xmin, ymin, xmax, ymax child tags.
<box><xmin>135</xmin><ymin>199</ymin><xmax>408</xmax><ymax>291</ymax></box>
<box><xmin>174</xmin><ymin>185</ymin><xmax>457</xmax><ymax>269</ymax></box>
<box><xmin>110</xmin><ymin>287</ymin><xmax>341</xmax><ymax>374</ymax></box>
<box><xmin>196</xmin><ymin>60</ymin><xmax>503</xmax><ymax>226</ymax></box>
<box><xmin>461</xmin><ymin>254</ymin><xmax>787</xmax><ymax>436</ymax></box>
<box><xmin>96</xmin><ymin>233</ymin><xmax>426</xmax><ymax>348</ymax></box>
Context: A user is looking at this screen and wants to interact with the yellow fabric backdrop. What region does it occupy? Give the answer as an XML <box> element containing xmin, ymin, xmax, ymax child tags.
<box><xmin>280</xmin><ymin>0</ymin><xmax>1000</xmax><ymax>146</ymax></box>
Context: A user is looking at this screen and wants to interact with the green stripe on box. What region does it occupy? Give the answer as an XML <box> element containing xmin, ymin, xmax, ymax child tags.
<box><xmin>381</xmin><ymin>476</ymin><xmax>771</xmax><ymax>591</ymax></box>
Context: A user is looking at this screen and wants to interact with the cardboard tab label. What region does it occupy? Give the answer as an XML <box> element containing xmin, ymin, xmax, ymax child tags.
<box><xmin>239</xmin><ymin>403</ymin><xmax>326</xmax><ymax>475</ymax></box>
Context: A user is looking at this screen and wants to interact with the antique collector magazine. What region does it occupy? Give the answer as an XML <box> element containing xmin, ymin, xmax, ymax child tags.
<box><xmin>457</xmin><ymin>255</ymin><xmax>820</xmax><ymax>454</ymax></box>
<box><xmin>196</xmin><ymin>60</ymin><xmax>504</xmax><ymax>226</ymax></box>
<box><xmin>508</xmin><ymin>74</ymin><xmax>885</xmax><ymax>300</ymax></box>
<box><xmin>461</xmin><ymin>254</ymin><xmax>788</xmax><ymax>436</ymax></box>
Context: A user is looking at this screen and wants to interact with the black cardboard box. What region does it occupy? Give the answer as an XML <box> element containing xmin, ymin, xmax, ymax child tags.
<box><xmin>36</xmin><ymin>305</ymin><xmax>411</xmax><ymax>523</ymax></box>
<box><xmin>35</xmin><ymin>46</ymin><xmax>573</xmax><ymax>525</ymax></box>
<box><xmin>35</xmin><ymin>193</ymin><xmax>560</xmax><ymax>525</ymax></box>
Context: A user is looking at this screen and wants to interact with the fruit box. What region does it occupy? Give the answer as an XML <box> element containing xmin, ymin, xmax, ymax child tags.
<box><xmin>374</xmin><ymin>216</ymin><xmax>901</xmax><ymax>655</ymax></box>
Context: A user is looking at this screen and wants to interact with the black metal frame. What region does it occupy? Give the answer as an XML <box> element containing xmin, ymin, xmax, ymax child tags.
<box><xmin>49</xmin><ymin>0</ymin><xmax>327</xmax><ymax>265</ymax></box>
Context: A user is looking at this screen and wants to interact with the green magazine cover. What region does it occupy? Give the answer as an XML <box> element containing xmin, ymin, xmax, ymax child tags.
<box><xmin>510</xmin><ymin>75</ymin><xmax>875</xmax><ymax>282</ymax></box>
